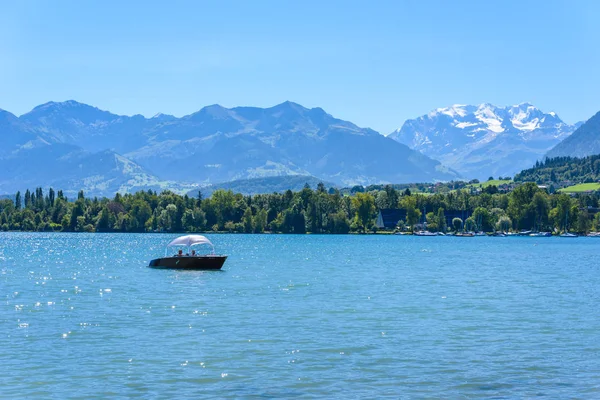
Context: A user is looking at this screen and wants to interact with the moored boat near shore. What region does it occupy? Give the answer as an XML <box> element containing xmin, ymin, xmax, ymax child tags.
<box><xmin>559</xmin><ymin>232</ymin><xmax>578</xmax><ymax>238</ymax></box>
<box><xmin>414</xmin><ymin>230</ymin><xmax>437</xmax><ymax>236</ymax></box>
<box><xmin>455</xmin><ymin>232</ymin><xmax>474</xmax><ymax>237</ymax></box>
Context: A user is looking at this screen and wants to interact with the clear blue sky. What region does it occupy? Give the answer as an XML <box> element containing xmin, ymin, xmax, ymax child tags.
<box><xmin>1</xmin><ymin>0</ymin><xmax>599</xmax><ymax>133</ymax></box>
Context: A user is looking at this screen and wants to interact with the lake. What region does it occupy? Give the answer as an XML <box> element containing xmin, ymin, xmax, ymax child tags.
<box><xmin>1</xmin><ymin>232</ymin><xmax>600</xmax><ymax>398</ymax></box>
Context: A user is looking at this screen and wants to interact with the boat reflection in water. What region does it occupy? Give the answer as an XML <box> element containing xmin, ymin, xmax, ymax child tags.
<box><xmin>148</xmin><ymin>235</ymin><xmax>227</xmax><ymax>270</ymax></box>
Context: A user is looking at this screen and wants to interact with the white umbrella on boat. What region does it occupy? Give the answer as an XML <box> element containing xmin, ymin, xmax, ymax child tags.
<box><xmin>166</xmin><ymin>235</ymin><xmax>215</xmax><ymax>254</ymax></box>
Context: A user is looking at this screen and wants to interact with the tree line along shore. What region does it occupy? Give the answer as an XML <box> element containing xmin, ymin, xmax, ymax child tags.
<box><xmin>0</xmin><ymin>182</ymin><xmax>599</xmax><ymax>234</ymax></box>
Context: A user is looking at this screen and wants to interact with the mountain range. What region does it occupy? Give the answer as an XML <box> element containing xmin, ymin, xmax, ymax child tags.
<box><xmin>388</xmin><ymin>103</ymin><xmax>581</xmax><ymax>180</ymax></box>
<box><xmin>0</xmin><ymin>101</ymin><xmax>458</xmax><ymax>196</ymax></box>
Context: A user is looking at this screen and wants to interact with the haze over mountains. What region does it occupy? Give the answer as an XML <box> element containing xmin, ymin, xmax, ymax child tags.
<box><xmin>546</xmin><ymin>111</ymin><xmax>600</xmax><ymax>159</ymax></box>
<box><xmin>0</xmin><ymin>100</ymin><xmax>458</xmax><ymax>196</ymax></box>
<box><xmin>389</xmin><ymin>103</ymin><xmax>581</xmax><ymax>180</ymax></box>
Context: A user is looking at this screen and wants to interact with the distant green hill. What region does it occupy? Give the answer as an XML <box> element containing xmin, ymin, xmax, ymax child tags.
<box><xmin>188</xmin><ymin>175</ymin><xmax>337</xmax><ymax>196</ymax></box>
<box><xmin>514</xmin><ymin>155</ymin><xmax>600</xmax><ymax>186</ymax></box>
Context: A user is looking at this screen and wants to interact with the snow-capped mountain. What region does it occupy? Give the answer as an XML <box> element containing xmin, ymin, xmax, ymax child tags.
<box><xmin>388</xmin><ymin>103</ymin><xmax>579</xmax><ymax>179</ymax></box>
<box><xmin>0</xmin><ymin>100</ymin><xmax>460</xmax><ymax>196</ymax></box>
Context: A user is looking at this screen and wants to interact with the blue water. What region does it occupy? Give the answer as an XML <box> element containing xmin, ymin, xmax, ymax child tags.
<box><xmin>1</xmin><ymin>233</ymin><xmax>600</xmax><ymax>398</ymax></box>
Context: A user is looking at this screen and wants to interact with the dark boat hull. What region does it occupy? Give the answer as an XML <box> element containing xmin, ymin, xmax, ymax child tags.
<box><xmin>149</xmin><ymin>256</ymin><xmax>227</xmax><ymax>270</ymax></box>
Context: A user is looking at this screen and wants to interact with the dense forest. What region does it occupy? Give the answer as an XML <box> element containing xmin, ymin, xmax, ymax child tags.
<box><xmin>1</xmin><ymin>182</ymin><xmax>600</xmax><ymax>234</ymax></box>
<box><xmin>514</xmin><ymin>155</ymin><xmax>600</xmax><ymax>185</ymax></box>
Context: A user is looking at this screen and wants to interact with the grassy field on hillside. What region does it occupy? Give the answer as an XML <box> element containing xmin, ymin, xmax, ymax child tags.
<box><xmin>559</xmin><ymin>183</ymin><xmax>600</xmax><ymax>193</ymax></box>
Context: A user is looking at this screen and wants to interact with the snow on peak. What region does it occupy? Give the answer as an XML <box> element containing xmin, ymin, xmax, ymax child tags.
<box><xmin>474</xmin><ymin>104</ymin><xmax>504</xmax><ymax>133</ymax></box>
<box><xmin>506</xmin><ymin>103</ymin><xmax>565</xmax><ymax>131</ymax></box>
<box><xmin>477</xmin><ymin>102</ymin><xmax>496</xmax><ymax>110</ymax></box>
<box><xmin>514</xmin><ymin>102</ymin><xmax>533</xmax><ymax>108</ymax></box>
<box><xmin>429</xmin><ymin>104</ymin><xmax>470</xmax><ymax>119</ymax></box>
<box><xmin>422</xmin><ymin>102</ymin><xmax>564</xmax><ymax>133</ymax></box>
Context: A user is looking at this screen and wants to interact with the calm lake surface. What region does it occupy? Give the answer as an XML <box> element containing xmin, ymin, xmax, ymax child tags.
<box><xmin>1</xmin><ymin>232</ymin><xmax>600</xmax><ymax>398</ymax></box>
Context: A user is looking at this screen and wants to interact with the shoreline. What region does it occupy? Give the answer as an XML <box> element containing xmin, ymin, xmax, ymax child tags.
<box><xmin>1</xmin><ymin>230</ymin><xmax>598</xmax><ymax>237</ymax></box>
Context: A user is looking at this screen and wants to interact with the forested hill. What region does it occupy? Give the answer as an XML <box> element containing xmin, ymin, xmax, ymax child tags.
<box><xmin>189</xmin><ymin>175</ymin><xmax>337</xmax><ymax>196</ymax></box>
<box><xmin>514</xmin><ymin>155</ymin><xmax>600</xmax><ymax>184</ymax></box>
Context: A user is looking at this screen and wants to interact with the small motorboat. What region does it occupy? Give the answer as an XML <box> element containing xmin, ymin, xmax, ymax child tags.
<box><xmin>149</xmin><ymin>235</ymin><xmax>227</xmax><ymax>270</ymax></box>
<box><xmin>517</xmin><ymin>230</ymin><xmax>533</xmax><ymax>236</ymax></box>
<box><xmin>414</xmin><ymin>230</ymin><xmax>437</xmax><ymax>236</ymax></box>
<box><xmin>559</xmin><ymin>232</ymin><xmax>578</xmax><ymax>238</ymax></box>
<box><xmin>529</xmin><ymin>232</ymin><xmax>552</xmax><ymax>237</ymax></box>
<box><xmin>455</xmin><ymin>232</ymin><xmax>474</xmax><ymax>237</ymax></box>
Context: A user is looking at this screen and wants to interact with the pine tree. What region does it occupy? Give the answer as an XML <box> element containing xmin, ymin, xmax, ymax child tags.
<box><xmin>15</xmin><ymin>191</ymin><xmax>21</xmax><ymax>210</ymax></box>
<box><xmin>35</xmin><ymin>188</ymin><xmax>44</xmax><ymax>210</ymax></box>
<box><xmin>48</xmin><ymin>188</ymin><xmax>55</xmax><ymax>207</ymax></box>
<box><xmin>242</xmin><ymin>207</ymin><xmax>254</xmax><ymax>233</ymax></box>
<box><xmin>24</xmin><ymin>189</ymin><xmax>31</xmax><ymax>209</ymax></box>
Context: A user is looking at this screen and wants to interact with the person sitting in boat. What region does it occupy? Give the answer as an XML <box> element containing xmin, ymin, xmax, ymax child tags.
<box><xmin>176</xmin><ymin>249</ymin><xmax>183</xmax><ymax>257</ymax></box>
<box><xmin>191</xmin><ymin>250</ymin><xmax>196</xmax><ymax>257</ymax></box>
